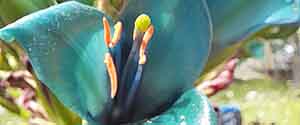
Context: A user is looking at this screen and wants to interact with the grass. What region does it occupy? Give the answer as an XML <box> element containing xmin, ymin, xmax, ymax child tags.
<box><xmin>0</xmin><ymin>106</ymin><xmax>27</xmax><ymax>125</ymax></box>
<box><xmin>210</xmin><ymin>78</ymin><xmax>300</xmax><ymax>125</ymax></box>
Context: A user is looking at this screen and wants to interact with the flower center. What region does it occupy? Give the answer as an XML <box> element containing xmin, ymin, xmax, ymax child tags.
<box><xmin>102</xmin><ymin>14</ymin><xmax>155</xmax><ymax>123</ymax></box>
<box><xmin>102</xmin><ymin>14</ymin><xmax>154</xmax><ymax>101</ymax></box>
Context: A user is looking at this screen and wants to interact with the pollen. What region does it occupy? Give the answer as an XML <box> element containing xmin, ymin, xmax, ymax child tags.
<box><xmin>135</xmin><ymin>14</ymin><xmax>151</xmax><ymax>32</ymax></box>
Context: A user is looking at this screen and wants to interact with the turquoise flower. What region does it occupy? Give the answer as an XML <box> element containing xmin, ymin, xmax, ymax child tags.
<box><xmin>0</xmin><ymin>0</ymin><xmax>299</xmax><ymax>125</ymax></box>
<box><xmin>0</xmin><ymin>1</ymin><xmax>214</xmax><ymax>124</ymax></box>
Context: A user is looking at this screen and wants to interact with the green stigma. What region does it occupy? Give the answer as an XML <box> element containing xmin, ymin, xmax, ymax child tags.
<box><xmin>135</xmin><ymin>14</ymin><xmax>151</xmax><ymax>32</ymax></box>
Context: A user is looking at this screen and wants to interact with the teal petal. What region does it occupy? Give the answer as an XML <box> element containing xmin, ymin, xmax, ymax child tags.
<box><xmin>0</xmin><ymin>2</ymin><xmax>111</xmax><ymax>122</ymax></box>
<box><xmin>207</xmin><ymin>0</ymin><xmax>300</xmax><ymax>52</ymax></box>
<box><xmin>127</xmin><ymin>89</ymin><xmax>217</xmax><ymax>125</ymax></box>
<box><xmin>120</xmin><ymin>0</ymin><xmax>212</xmax><ymax>121</ymax></box>
<box><xmin>260</xmin><ymin>3</ymin><xmax>300</xmax><ymax>38</ymax></box>
<box><xmin>264</xmin><ymin>2</ymin><xmax>300</xmax><ymax>25</ymax></box>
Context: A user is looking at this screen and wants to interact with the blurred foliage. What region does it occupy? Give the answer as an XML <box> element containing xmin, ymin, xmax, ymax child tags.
<box><xmin>196</xmin><ymin>39</ymin><xmax>251</xmax><ymax>85</ymax></box>
<box><xmin>0</xmin><ymin>18</ymin><xmax>4</xmax><ymax>27</ymax></box>
<box><xmin>0</xmin><ymin>0</ymin><xmax>56</xmax><ymax>24</ymax></box>
<box><xmin>0</xmin><ymin>44</ymin><xmax>82</xmax><ymax>124</ymax></box>
<box><xmin>211</xmin><ymin>79</ymin><xmax>300</xmax><ymax>125</ymax></box>
<box><xmin>33</xmin><ymin>79</ymin><xmax>82</xmax><ymax>125</ymax></box>
<box><xmin>0</xmin><ymin>106</ymin><xmax>28</xmax><ymax>125</ymax></box>
<box><xmin>75</xmin><ymin>0</ymin><xmax>95</xmax><ymax>5</ymax></box>
<box><xmin>0</xmin><ymin>1</ymin><xmax>82</xmax><ymax>124</ymax></box>
<box><xmin>257</xmin><ymin>25</ymin><xmax>299</xmax><ymax>39</ymax></box>
<box><xmin>197</xmin><ymin>26</ymin><xmax>299</xmax><ymax>85</ymax></box>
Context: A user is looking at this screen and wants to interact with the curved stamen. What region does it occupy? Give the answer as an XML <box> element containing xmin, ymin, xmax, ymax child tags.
<box><xmin>104</xmin><ymin>53</ymin><xmax>118</xmax><ymax>98</ymax></box>
<box><xmin>103</xmin><ymin>17</ymin><xmax>122</xmax><ymax>72</ymax></box>
<box><xmin>103</xmin><ymin>17</ymin><xmax>122</xmax><ymax>48</ymax></box>
<box><xmin>121</xmin><ymin>15</ymin><xmax>154</xmax><ymax>117</ymax></box>
<box><xmin>103</xmin><ymin>17</ymin><xmax>111</xmax><ymax>47</ymax></box>
<box><xmin>139</xmin><ymin>25</ymin><xmax>154</xmax><ymax>64</ymax></box>
<box><xmin>111</xmin><ymin>21</ymin><xmax>122</xmax><ymax>48</ymax></box>
<box><xmin>125</xmin><ymin>25</ymin><xmax>154</xmax><ymax>110</ymax></box>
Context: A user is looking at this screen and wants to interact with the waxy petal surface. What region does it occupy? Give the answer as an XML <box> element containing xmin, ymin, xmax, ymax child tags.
<box><xmin>0</xmin><ymin>2</ymin><xmax>111</xmax><ymax>122</ymax></box>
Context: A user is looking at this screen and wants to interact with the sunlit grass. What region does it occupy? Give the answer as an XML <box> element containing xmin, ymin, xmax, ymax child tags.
<box><xmin>211</xmin><ymin>79</ymin><xmax>300</xmax><ymax>125</ymax></box>
<box><xmin>0</xmin><ymin>106</ymin><xmax>27</xmax><ymax>125</ymax></box>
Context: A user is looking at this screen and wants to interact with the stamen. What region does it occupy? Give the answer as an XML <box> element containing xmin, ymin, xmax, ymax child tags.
<box><xmin>117</xmin><ymin>14</ymin><xmax>154</xmax><ymax>117</ymax></box>
<box><xmin>103</xmin><ymin>17</ymin><xmax>111</xmax><ymax>47</ymax></box>
<box><xmin>139</xmin><ymin>25</ymin><xmax>154</xmax><ymax>64</ymax></box>
<box><xmin>104</xmin><ymin>53</ymin><xmax>118</xmax><ymax>98</ymax></box>
<box><xmin>111</xmin><ymin>21</ymin><xmax>122</xmax><ymax>48</ymax></box>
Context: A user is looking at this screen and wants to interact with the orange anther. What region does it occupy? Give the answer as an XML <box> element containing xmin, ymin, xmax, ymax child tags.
<box><xmin>139</xmin><ymin>25</ymin><xmax>154</xmax><ymax>64</ymax></box>
<box><xmin>110</xmin><ymin>21</ymin><xmax>122</xmax><ymax>47</ymax></box>
<box><xmin>104</xmin><ymin>53</ymin><xmax>118</xmax><ymax>98</ymax></box>
<box><xmin>102</xmin><ymin>17</ymin><xmax>111</xmax><ymax>47</ymax></box>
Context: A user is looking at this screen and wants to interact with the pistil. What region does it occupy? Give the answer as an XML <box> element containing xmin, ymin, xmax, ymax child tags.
<box><xmin>121</xmin><ymin>14</ymin><xmax>154</xmax><ymax>118</ymax></box>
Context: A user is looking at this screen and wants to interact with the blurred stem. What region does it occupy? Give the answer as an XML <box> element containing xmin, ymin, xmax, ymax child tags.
<box><xmin>33</xmin><ymin>74</ymin><xmax>81</xmax><ymax>125</ymax></box>
<box><xmin>0</xmin><ymin>17</ymin><xmax>4</xmax><ymax>27</ymax></box>
<box><xmin>33</xmin><ymin>74</ymin><xmax>58</xmax><ymax>123</ymax></box>
<box><xmin>48</xmin><ymin>89</ymin><xmax>82</xmax><ymax>125</ymax></box>
<box><xmin>259</xmin><ymin>38</ymin><xmax>275</xmax><ymax>73</ymax></box>
<box><xmin>0</xmin><ymin>27</ymin><xmax>79</xmax><ymax>123</ymax></box>
<box><xmin>0</xmin><ymin>40</ymin><xmax>81</xmax><ymax>124</ymax></box>
<box><xmin>0</xmin><ymin>91</ymin><xmax>31</xmax><ymax>119</ymax></box>
<box><xmin>294</xmin><ymin>31</ymin><xmax>300</xmax><ymax>56</ymax></box>
<box><xmin>110</xmin><ymin>0</ymin><xmax>124</xmax><ymax>11</ymax></box>
<box><xmin>95</xmin><ymin>0</ymin><xmax>127</xmax><ymax>20</ymax></box>
<box><xmin>0</xmin><ymin>95</ymin><xmax>20</xmax><ymax>114</ymax></box>
<box><xmin>0</xmin><ymin>41</ymin><xmax>23</xmax><ymax>70</ymax></box>
<box><xmin>195</xmin><ymin>39</ymin><xmax>249</xmax><ymax>85</ymax></box>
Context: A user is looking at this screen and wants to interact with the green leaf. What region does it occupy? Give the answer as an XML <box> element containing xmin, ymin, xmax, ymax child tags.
<box><xmin>0</xmin><ymin>0</ymin><xmax>56</xmax><ymax>24</ymax></box>
<box><xmin>75</xmin><ymin>0</ymin><xmax>95</xmax><ymax>5</ymax></box>
<box><xmin>57</xmin><ymin>0</ymin><xmax>95</xmax><ymax>6</ymax></box>
<box><xmin>0</xmin><ymin>18</ymin><xmax>4</xmax><ymax>27</ymax></box>
<box><xmin>0</xmin><ymin>2</ymin><xmax>111</xmax><ymax>122</ymax></box>
<box><xmin>0</xmin><ymin>94</ymin><xmax>20</xmax><ymax>115</ymax></box>
<box><xmin>257</xmin><ymin>25</ymin><xmax>299</xmax><ymax>39</ymax></box>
